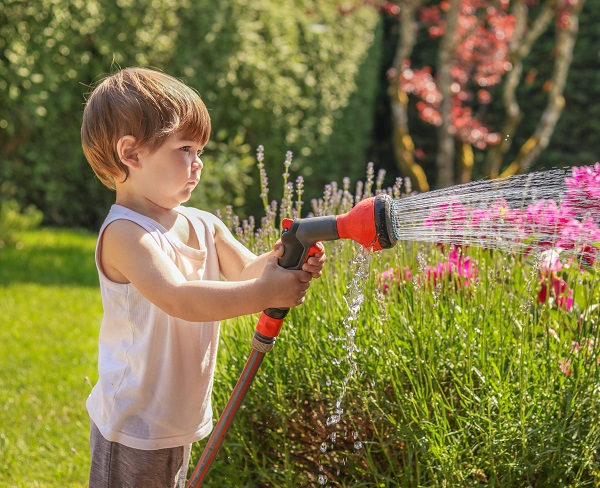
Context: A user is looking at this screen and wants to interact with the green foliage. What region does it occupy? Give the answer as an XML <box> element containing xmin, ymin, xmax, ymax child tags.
<box><xmin>170</xmin><ymin>0</ymin><xmax>382</xmax><ymax>217</ymax></box>
<box><xmin>0</xmin><ymin>0</ymin><xmax>381</xmax><ymax>227</ymax></box>
<box><xmin>0</xmin><ymin>199</ymin><xmax>43</xmax><ymax>248</ymax></box>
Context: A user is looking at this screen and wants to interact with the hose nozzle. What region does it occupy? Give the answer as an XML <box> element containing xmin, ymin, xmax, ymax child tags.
<box><xmin>258</xmin><ymin>194</ymin><xmax>397</xmax><ymax>338</ymax></box>
<box><xmin>276</xmin><ymin>194</ymin><xmax>396</xmax><ymax>270</ymax></box>
<box><xmin>336</xmin><ymin>194</ymin><xmax>397</xmax><ymax>251</ymax></box>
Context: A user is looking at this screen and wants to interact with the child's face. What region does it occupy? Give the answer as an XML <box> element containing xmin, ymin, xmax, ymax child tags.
<box><xmin>134</xmin><ymin>132</ymin><xmax>204</xmax><ymax>209</ymax></box>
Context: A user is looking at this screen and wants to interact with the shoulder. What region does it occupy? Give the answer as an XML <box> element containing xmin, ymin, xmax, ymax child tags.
<box><xmin>101</xmin><ymin>218</ymin><xmax>158</xmax><ymax>249</ymax></box>
<box><xmin>98</xmin><ymin>219</ymin><xmax>162</xmax><ymax>284</ymax></box>
<box><xmin>178</xmin><ymin>206</ymin><xmax>229</xmax><ymax>233</ymax></box>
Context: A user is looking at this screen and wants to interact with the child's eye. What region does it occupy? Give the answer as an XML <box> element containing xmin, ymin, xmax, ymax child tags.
<box><xmin>181</xmin><ymin>146</ymin><xmax>204</xmax><ymax>157</ymax></box>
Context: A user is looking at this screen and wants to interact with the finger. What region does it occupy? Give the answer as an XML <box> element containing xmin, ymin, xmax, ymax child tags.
<box><xmin>302</xmin><ymin>263</ymin><xmax>324</xmax><ymax>278</ymax></box>
<box><xmin>306</xmin><ymin>252</ymin><xmax>325</xmax><ymax>263</ymax></box>
<box><xmin>298</xmin><ymin>271</ymin><xmax>313</xmax><ymax>283</ymax></box>
<box><xmin>273</xmin><ymin>242</ymin><xmax>284</xmax><ymax>258</ymax></box>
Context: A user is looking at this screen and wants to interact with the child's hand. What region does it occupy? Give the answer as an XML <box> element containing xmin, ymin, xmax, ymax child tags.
<box><xmin>272</xmin><ymin>241</ymin><xmax>327</xmax><ymax>279</ymax></box>
<box><xmin>258</xmin><ymin>241</ymin><xmax>326</xmax><ymax>309</ymax></box>
<box><xmin>301</xmin><ymin>242</ymin><xmax>326</xmax><ymax>279</ymax></box>
<box><xmin>259</xmin><ymin>254</ymin><xmax>312</xmax><ymax>308</ymax></box>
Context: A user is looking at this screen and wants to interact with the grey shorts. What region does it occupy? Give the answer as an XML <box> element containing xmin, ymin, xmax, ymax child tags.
<box><xmin>89</xmin><ymin>420</ymin><xmax>191</xmax><ymax>488</ymax></box>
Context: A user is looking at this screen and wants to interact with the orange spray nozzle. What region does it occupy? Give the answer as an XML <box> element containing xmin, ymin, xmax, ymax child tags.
<box><xmin>276</xmin><ymin>194</ymin><xmax>396</xmax><ymax>270</ymax></box>
<box><xmin>336</xmin><ymin>194</ymin><xmax>396</xmax><ymax>250</ymax></box>
<box><xmin>261</xmin><ymin>194</ymin><xmax>397</xmax><ymax>324</ymax></box>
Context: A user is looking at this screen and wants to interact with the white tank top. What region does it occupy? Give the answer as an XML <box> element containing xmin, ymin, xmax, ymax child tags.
<box><xmin>87</xmin><ymin>204</ymin><xmax>222</xmax><ymax>450</ymax></box>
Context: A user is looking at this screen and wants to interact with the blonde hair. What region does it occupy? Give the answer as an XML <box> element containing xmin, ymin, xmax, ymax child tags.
<box><xmin>81</xmin><ymin>67</ymin><xmax>211</xmax><ymax>189</ymax></box>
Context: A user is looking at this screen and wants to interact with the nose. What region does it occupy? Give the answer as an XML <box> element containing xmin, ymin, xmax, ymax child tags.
<box><xmin>193</xmin><ymin>157</ymin><xmax>203</xmax><ymax>170</ymax></box>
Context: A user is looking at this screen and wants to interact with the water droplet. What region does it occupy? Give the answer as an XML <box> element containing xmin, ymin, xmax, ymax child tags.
<box><xmin>320</xmin><ymin>442</ymin><xmax>327</xmax><ymax>453</ymax></box>
<box><xmin>318</xmin><ymin>474</ymin><xmax>327</xmax><ymax>485</ymax></box>
<box><xmin>354</xmin><ymin>440</ymin><xmax>363</xmax><ymax>450</ymax></box>
<box><xmin>326</xmin><ymin>414</ymin><xmax>340</xmax><ymax>426</ymax></box>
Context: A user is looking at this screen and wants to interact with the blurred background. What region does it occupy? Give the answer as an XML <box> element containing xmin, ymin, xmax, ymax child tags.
<box><xmin>1</xmin><ymin>0</ymin><xmax>597</xmax><ymax>232</ymax></box>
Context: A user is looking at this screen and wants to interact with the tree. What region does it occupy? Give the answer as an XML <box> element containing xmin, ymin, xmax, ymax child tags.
<box><xmin>381</xmin><ymin>0</ymin><xmax>585</xmax><ymax>190</ymax></box>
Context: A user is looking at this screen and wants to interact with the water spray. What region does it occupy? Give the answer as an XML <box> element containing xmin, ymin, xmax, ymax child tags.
<box><xmin>388</xmin><ymin>168</ymin><xmax>597</xmax><ymax>259</ymax></box>
<box><xmin>186</xmin><ymin>195</ymin><xmax>396</xmax><ymax>487</ymax></box>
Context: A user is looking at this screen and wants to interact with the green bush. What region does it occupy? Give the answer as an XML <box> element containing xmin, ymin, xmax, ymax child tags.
<box><xmin>0</xmin><ymin>0</ymin><xmax>382</xmax><ymax>227</ymax></box>
<box><xmin>0</xmin><ymin>199</ymin><xmax>43</xmax><ymax>248</ymax></box>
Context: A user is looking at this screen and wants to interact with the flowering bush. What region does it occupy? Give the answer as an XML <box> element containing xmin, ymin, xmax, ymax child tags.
<box><xmin>563</xmin><ymin>162</ymin><xmax>600</xmax><ymax>222</ymax></box>
<box><xmin>537</xmin><ymin>249</ymin><xmax>573</xmax><ymax>311</ymax></box>
<box><xmin>381</xmin><ymin>164</ymin><xmax>600</xmax><ymax>307</ymax></box>
<box><xmin>422</xmin><ymin>164</ymin><xmax>600</xmax><ymax>264</ymax></box>
<box><xmin>378</xmin><ymin>246</ymin><xmax>478</xmax><ymax>295</ymax></box>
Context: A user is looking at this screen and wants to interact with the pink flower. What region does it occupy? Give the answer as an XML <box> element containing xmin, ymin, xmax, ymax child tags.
<box><xmin>425</xmin><ymin>246</ymin><xmax>478</xmax><ymax>288</ymax></box>
<box><xmin>559</xmin><ymin>358</ymin><xmax>573</xmax><ymax>376</ymax></box>
<box><xmin>557</xmin><ymin>217</ymin><xmax>600</xmax><ymax>266</ymax></box>
<box><xmin>538</xmin><ymin>250</ymin><xmax>573</xmax><ymax>311</ymax></box>
<box><xmin>538</xmin><ymin>275</ymin><xmax>573</xmax><ymax>311</ymax></box>
<box><xmin>378</xmin><ymin>266</ymin><xmax>412</xmax><ymax>294</ymax></box>
<box><xmin>564</xmin><ymin>163</ymin><xmax>600</xmax><ymax>223</ymax></box>
<box><xmin>539</xmin><ymin>249</ymin><xmax>563</xmax><ymax>273</ymax></box>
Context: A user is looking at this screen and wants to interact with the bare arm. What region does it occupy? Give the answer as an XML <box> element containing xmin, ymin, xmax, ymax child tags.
<box><xmin>99</xmin><ymin>219</ymin><xmax>314</xmax><ymax>322</ymax></box>
<box><xmin>209</xmin><ymin>214</ymin><xmax>326</xmax><ymax>281</ymax></box>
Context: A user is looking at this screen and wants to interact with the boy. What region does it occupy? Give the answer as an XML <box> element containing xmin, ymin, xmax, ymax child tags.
<box><xmin>81</xmin><ymin>67</ymin><xmax>326</xmax><ymax>487</ymax></box>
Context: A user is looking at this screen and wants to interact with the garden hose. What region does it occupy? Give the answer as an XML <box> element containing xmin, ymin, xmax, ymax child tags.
<box><xmin>186</xmin><ymin>195</ymin><xmax>396</xmax><ymax>487</ymax></box>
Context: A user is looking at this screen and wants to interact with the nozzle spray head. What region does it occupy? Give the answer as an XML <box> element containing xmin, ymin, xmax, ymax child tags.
<box><xmin>260</xmin><ymin>194</ymin><xmax>397</xmax><ymax>328</ymax></box>
<box><xmin>276</xmin><ymin>195</ymin><xmax>397</xmax><ymax>270</ymax></box>
<box><xmin>336</xmin><ymin>194</ymin><xmax>397</xmax><ymax>251</ymax></box>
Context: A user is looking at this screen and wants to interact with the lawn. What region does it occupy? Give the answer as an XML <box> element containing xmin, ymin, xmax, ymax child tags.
<box><xmin>0</xmin><ymin>229</ymin><xmax>101</xmax><ymax>487</ymax></box>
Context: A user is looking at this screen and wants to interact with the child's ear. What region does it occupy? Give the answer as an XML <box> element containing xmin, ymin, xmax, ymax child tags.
<box><xmin>117</xmin><ymin>135</ymin><xmax>141</xmax><ymax>169</ymax></box>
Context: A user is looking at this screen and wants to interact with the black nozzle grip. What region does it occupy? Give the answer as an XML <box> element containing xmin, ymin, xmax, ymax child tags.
<box><xmin>263</xmin><ymin>216</ymin><xmax>335</xmax><ymax>319</ymax></box>
<box><xmin>263</xmin><ymin>306</ymin><xmax>290</xmax><ymax>320</ymax></box>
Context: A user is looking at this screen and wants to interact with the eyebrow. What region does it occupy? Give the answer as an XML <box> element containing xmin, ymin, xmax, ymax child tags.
<box><xmin>174</xmin><ymin>134</ymin><xmax>203</xmax><ymax>145</ymax></box>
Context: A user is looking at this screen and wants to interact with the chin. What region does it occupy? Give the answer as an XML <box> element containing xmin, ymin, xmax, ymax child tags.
<box><xmin>180</xmin><ymin>192</ymin><xmax>193</xmax><ymax>204</ymax></box>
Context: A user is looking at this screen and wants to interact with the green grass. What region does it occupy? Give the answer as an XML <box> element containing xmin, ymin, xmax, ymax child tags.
<box><xmin>0</xmin><ymin>229</ymin><xmax>101</xmax><ymax>487</ymax></box>
<box><xmin>2</xmin><ymin>227</ymin><xmax>600</xmax><ymax>487</ymax></box>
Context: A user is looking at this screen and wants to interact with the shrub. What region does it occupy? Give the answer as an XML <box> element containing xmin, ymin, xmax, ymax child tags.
<box><xmin>0</xmin><ymin>0</ymin><xmax>381</xmax><ymax>227</ymax></box>
<box><xmin>0</xmin><ymin>199</ymin><xmax>43</xmax><ymax>248</ymax></box>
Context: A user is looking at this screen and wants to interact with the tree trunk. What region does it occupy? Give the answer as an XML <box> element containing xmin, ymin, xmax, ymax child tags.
<box><xmin>435</xmin><ymin>0</ymin><xmax>460</xmax><ymax>188</ymax></box>
<box><xmin>457</xmin><ymin>140</ymin><xmax>474</xmax><ymax>184</ymax></box>
<box><xmin>388</xmin><ymin>0</ymin><xmax>429</xmax><ymax>192</ymax></box>
<box><xmin>501</xmin><ymin>0</ymin><xmax>585</xmax><ymax>177</ymax></box>
<box><xmin>485</xmin><ymin>0</ymin><xmax>555</xmax><ymax>177</ymax></box>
